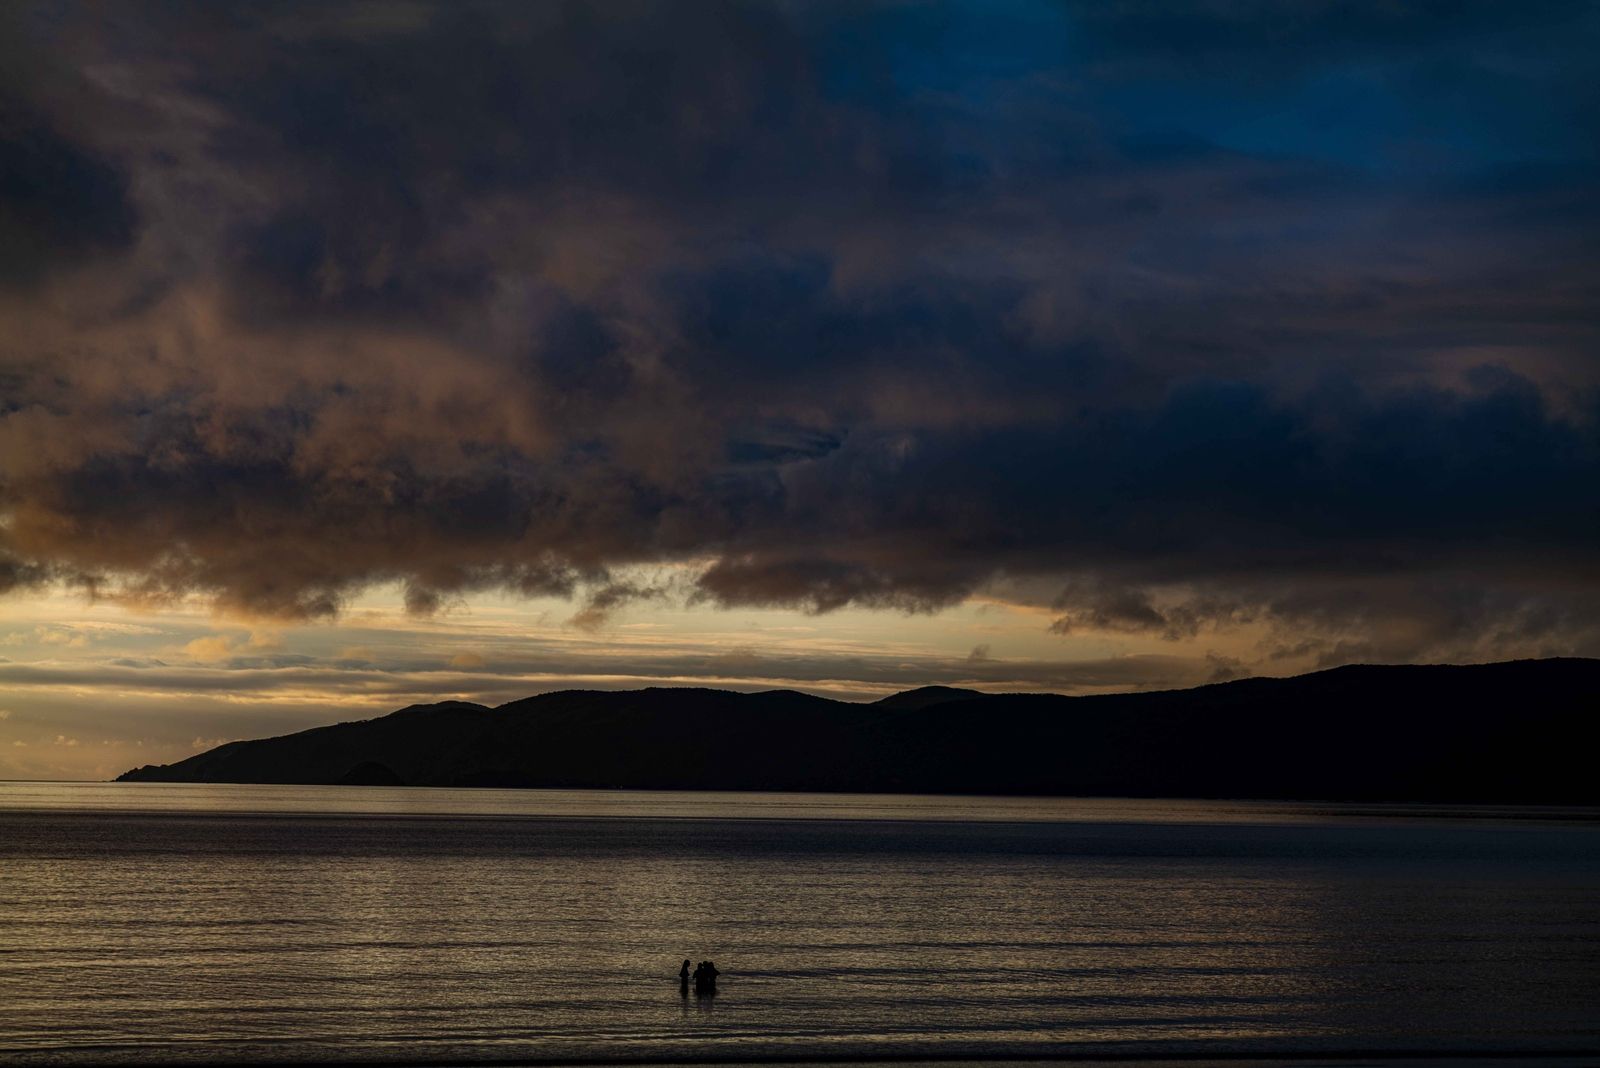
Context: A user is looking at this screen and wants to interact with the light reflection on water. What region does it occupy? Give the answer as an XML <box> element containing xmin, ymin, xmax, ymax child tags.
<box><xmin>0</xmin><ymin>783</ymin><xmax>1597</xmax><ymax>1065</ymax></box>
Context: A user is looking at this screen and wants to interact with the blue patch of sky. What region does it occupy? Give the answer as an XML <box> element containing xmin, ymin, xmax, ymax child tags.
<box><xmin>810</xmin><ymin>0</ymin><xmax>1075</xmax><ymax>107</ymax></box>
<box><xmin>803</xmin><ymin>2</ymin><xmax>1597</xmax><ymax>179</ymax></box>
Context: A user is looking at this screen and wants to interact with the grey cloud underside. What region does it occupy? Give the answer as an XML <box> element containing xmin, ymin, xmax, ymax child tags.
<box><xmin>0</xmin><ymin>647</ymin><xmax>1223</xmax><ymax>702</ymax></box>
<box><xmin>2</xmin><ymin>1</ymin><xmax>1599</xmax><ymax>662</ymax></box>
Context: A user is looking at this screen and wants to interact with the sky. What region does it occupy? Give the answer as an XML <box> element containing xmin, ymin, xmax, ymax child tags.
<box><xmin>2</xmin><ymin>0</ymin><xmax>1598</xmax><ymax>779</ymax></box>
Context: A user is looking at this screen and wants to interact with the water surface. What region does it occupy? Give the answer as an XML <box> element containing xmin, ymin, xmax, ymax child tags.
<box><xmin>1</xmin><ymin>783</ymin><xmax>1597</xmax><ymax>1065</ymax></box>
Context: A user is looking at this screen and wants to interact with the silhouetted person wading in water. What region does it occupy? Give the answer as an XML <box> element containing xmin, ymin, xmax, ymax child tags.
<box><xmin>692</xmin><ymin>960</ymin><xmax>719</xmax><ymax>995</ymax></box>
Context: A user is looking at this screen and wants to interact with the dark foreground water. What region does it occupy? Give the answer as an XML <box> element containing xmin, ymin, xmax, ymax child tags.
<box><xmin>0</xmin><ymin>784</ymin><xmax>1597</xmax><ymax>1066</ymax></box>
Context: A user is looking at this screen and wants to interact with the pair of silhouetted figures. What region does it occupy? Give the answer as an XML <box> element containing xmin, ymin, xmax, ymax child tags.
<box><xmin>679</xmin><ymin>958</ymin><xmax>719</xmax><ymax>996</ymax></box>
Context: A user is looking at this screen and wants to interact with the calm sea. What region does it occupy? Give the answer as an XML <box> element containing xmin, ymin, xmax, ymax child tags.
<box><xmin>1</xmin><ymin>784</ymin><xmax>1597</xmax><ymax>1066</ymax></box>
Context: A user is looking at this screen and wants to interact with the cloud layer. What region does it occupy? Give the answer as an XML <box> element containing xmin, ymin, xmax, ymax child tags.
<box><xmin>2</xmin><ymin>1</ymin><xmax>1599</xmax><ymax>668</ymax></box>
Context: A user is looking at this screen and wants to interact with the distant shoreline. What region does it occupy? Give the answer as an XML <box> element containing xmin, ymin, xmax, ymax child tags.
<box><xmin>114</xmin><ymin>659</ymin><xmax>1600</xmax><ymax>805</ymax></box>
<box><xmin>7</xmin><ymin>781</ymin><xmax>1600</xmax><ymax>829</ymax></box>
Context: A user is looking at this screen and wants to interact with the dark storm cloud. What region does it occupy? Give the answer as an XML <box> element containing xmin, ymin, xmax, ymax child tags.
<box><xmin>2</xmin><ymin>0</ymin><xmax>1599</xmax><ymax>665</ymax></box>
<box><xmin>0</xmin><ymin>103</ymin><xmax>136</xmax><ymax>287</ymax></box>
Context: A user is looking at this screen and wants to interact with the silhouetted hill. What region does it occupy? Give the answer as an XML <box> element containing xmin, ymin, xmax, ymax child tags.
<box><xmin>117</xmin><ymin>659</ymin><xmax>1600</xmax><ymax>802</ymax></box>
<box><xmin>336</xmin><ymin>760</ymin><xmax>406</xmax><ymax>786</ymax></box>
<box><xmin>873</xmin><ymin>685</ymin><xmax>985</xmax><ymax>710</ymax></box>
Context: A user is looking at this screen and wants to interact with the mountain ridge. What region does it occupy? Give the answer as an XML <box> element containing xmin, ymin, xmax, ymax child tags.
<box><xmin>117</xmin><ymin>657</ymin><xmax>1600</xmax><ymax>802</ymax></box>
